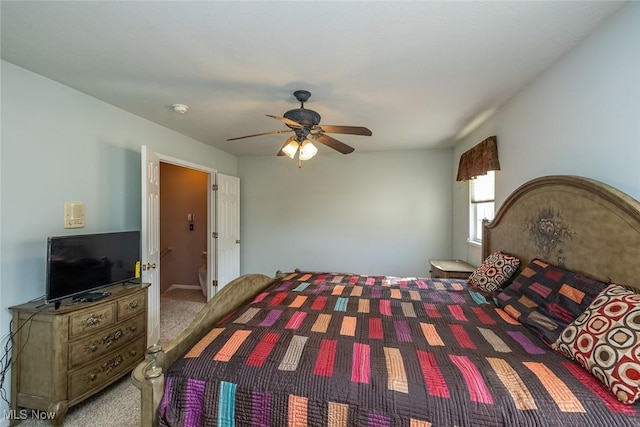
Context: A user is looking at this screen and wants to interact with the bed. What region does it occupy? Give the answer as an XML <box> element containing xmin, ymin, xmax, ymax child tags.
<box><xmin>132</xmin><ymin>175</ymin><xmax>640</xmax><ymax>426</ymax></box>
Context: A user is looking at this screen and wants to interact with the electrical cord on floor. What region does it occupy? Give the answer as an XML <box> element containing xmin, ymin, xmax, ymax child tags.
<box><xmin>0</xmin><ymin>308</ymin><xmax>46</xmax><ymax>406</ymax></box>
<box><xmin>0</xmin><ymin>323</ymin><xmax>14</xmax><ymax>406</ymax></box>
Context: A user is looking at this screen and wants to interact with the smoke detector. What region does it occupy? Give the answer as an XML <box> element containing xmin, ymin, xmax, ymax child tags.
<box><xmin>171</xmin><ymin>104</ymin><xmax>189</xmax><ymax>114</ymax></box>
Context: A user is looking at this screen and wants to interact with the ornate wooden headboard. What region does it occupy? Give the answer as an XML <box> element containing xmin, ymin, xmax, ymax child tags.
<box><xmin>483</xmin><ymin>175</ymin><xmax>640</xmax><ymax>291</ymax></box>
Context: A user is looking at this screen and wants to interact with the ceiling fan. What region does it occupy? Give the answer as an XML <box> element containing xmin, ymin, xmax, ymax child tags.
<box><xmin>227</xmin><ymin>90</ymin><xmax>372</xmax><ymax>167</ymax></box>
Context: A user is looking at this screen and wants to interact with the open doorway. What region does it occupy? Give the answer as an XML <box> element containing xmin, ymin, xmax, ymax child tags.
<box><xmin>157</xmin><ymin>162</ymin><xmax>208</xmax><ymax>344</ymax></box>
<box><xmin>142</xmin><ymin>147</ymin><xmax>217</xmax><ymax>345</ymax></box>
<box><xmin>159</xmin><ymin>163</ymin><xmax>208</xmax><ymax>297</ymax></box>
<box><xmin>141</xmin><ymin>146</ymin><xmax>240</xmax><ymax>345</ymax></box>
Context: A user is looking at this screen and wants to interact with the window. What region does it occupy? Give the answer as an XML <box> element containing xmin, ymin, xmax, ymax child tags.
<box><xmin>469</xmin><ymin>171</ymin><xmax>495</xmax><ymax>243</ymax></box>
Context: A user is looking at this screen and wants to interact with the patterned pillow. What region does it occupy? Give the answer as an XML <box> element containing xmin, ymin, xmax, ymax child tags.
<box><xmin>495</xmin><ymin>259</ymin><xmax>608</xmax><ymax>346</ymax></box>
<box><xmin>467</xmin><ymin>251</ymin><xmax>520</xmax><ymax>293</ymax></box>
<box><xmin>552</xmin><ymin>284</ymin><xmax>640</xmax><ymax>404</ymax></box>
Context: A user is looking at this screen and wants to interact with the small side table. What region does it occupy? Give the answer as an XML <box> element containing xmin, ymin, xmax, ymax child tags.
<box><xmin>429</xmin><ymin>259</ymin><xmax>476</xmax><ymax>279</ymax></box>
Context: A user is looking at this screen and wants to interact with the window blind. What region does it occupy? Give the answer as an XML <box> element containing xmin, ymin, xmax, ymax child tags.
<box><xmin>470</xmin><ymin>171</ymin><xmax>495</xmax><ymax>203</ymax></box>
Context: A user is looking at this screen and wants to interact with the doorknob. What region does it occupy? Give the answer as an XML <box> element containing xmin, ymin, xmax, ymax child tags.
<box><xmin>145</xmin><ymin>262</ymin><xmax>156</xmax><ymax>270</ymax></box>
<box><xmin>235</xmin><ymin>239</ymin><xmax>240</xmax><ymax>244</ymax></box>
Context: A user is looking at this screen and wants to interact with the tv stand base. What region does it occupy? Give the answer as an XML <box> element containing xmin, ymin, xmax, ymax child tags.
<box><xmin>72</xmin><ymin>291</ymin><xmax>111</xmax><ymax>303</ymax></box>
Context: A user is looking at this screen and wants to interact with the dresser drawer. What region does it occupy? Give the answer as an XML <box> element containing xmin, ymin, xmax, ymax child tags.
<box><xmin>117</xmin><ymin>290</ymin><xmax>146</xmax><ymax>320</ymax></box>
<box><xmin>68</xmin><ymin>313</ymin><xmax>145</xmax><ymax>369</ymax></box>
<box><xmin>68</xmin><ymin>304</ymin><xmax>115</xmax><ymax>339</ymax></box>
<box><xmin>68</xmin><ymin>338</ymin><xmax>145</xmax><ymax>401</ymax></box>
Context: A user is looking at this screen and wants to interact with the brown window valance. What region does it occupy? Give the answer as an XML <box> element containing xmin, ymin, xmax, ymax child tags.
<box><xmin>456</xmin><ymin>135</ymin><xmax>500</xmax><ymax>182</ymax></box>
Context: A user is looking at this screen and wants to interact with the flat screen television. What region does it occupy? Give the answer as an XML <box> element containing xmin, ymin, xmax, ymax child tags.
<box><xmin>46</xmin><ymin>231</ymin><xmax>141</xmax><ymax>306</ymax></box>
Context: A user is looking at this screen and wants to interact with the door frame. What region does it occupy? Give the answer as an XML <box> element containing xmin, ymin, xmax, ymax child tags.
<box><xmin>155</xmin><ymin>153</ymin><xmax>217</xmax><ymax>302</ymax></box>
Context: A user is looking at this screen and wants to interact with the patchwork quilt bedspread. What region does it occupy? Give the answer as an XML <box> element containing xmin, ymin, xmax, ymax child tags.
<box><xmin>158</xmin><ymin>272</ymin><xmax>640</xmax><ymax>426</ymax></box>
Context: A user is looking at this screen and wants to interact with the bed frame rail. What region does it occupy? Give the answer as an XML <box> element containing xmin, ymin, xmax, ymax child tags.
<box><xmin>131</xmin><ymin>273</ymin><xmax>278</xmax><ymax>426</ymax></box>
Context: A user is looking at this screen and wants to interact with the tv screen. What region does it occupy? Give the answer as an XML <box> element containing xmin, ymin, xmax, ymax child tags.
<box><xmin>46</xmin><ymin>231</ymin><xmax>141</xmax><ymax>304</ymax></box>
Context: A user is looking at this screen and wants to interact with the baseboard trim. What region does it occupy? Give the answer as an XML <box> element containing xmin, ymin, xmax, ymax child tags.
<box><xmin>165</xmin><ymin>284</ymin><xmax>200</xmax><ymax>293</ymax></box>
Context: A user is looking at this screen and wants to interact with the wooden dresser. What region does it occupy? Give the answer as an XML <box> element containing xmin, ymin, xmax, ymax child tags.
<box><xmin>9</xmin><ymin>283</ymin><xmax>148</xmax><ymax>426</ymax></box>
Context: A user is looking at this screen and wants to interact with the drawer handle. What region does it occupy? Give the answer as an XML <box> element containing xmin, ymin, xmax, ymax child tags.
<box><xmin>85</xmin><ymin>373</ymin><xmax>97</xmax><ymax>382</ymax></box>
<box><xmin>86</xmin><ymin>343</ymin><xmax>98</xmax><ymax>353</ymax></box>
<box><xmin>129</xmin><ymin>325</ymin><xmax>137</xmax><ymax>332</ymax></box>
<box><xmin>101</xmin><ymin>355</ymin><xmax>124</xmax><ymax>374</ymax></box>
<box><xmin>129</xmin><ymin>350</ymin><xmax>138</xmax><ymax>357</ymax></box>
<box><xmin>102</xmin><ymin>329</ymin><xmax>124</xmax><ymax>347</ymax></box>
<box><xmin>127</xmin><ymin>300</ymin><xmax>140</xmax><ymax>310</ymax></box>
<box><xmin>81</xmin><ymin>313</ymin><xmax>105</xmax><ymax>329</ymax></box>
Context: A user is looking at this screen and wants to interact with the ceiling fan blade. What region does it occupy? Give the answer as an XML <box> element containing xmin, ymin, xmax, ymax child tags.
<box><xmin>266</xmin><ymin>114</ymin><xmax>304</xmax><ymax>129</ymax></box>
<box><xmin>318</xmin><ymin>125</ymin><xmax>372</xmax><ymax>136</ymax></box>
<box><xmin>226</xmin><ymin>129</ymin><xmax>293</xmax><ymax>141</ymax></box>
<box><xmin>315</xmin><ymin>134</ymin><xmax>355</xmax><ymax>154</ymax></box>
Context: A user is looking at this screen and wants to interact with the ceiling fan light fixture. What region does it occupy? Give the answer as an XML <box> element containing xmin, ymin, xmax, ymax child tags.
<box><xmin>299</xmin><ymin>139</ymin><xmax>318</xmax><ymax>161</ymax></box>
<box><xmin>282</xmin><ymin>136</ymin><xmax>299</xmax><ymax>159</ymax></box>
<box><xmin>227</xmin><ymin>90</ymin><xmax>372</xmax><ymax>160</ymax></box>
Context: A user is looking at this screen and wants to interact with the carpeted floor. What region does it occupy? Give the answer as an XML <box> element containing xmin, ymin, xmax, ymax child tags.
<box><xmin>17</xmin><ymin>287</ymin><xmax>206</xmax><ymax>427</ymax></box>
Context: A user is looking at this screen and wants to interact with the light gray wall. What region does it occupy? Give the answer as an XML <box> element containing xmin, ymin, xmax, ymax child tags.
<box><xmin>0</xmin><ymin>61</ymin><xmax>237</xmax><ymax>417</ymax></box>
<box><xmin>453</xmin><ymin>2</ymin><xmax>640</xmax><ymax>266</ymax></box>
<box><xmin>238</xmin><ymin>149</ymin><xmax>453</xmax><ymax>277</ymax></box>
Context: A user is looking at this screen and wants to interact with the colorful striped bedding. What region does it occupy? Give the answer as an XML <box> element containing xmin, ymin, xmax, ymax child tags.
<box><xmin>158</xmin><ymin>272</ymin><xmax>640</xmax><ymax>426</ymax></box>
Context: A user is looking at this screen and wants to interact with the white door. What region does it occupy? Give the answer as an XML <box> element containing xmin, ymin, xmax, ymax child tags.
<box><xmin>141</xmin><ymin>145</ymin><xmax>160</xmax><ymax>345</ymax></box>
<box><xmin>206</xmin><ymin>174</ymin><xmax>216</xmax><ymax>301</ymax></box>
<box><xmin>215</xmin><ymin>173</ymin><xmax>240</xmax><ymax>292</ymax></box>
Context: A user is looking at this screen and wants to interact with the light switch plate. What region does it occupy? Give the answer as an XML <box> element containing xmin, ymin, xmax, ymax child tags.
<box><xmin>64</xmin><ymin>202</ymin><xmax>85</xmax><ymax>228</ymax></box>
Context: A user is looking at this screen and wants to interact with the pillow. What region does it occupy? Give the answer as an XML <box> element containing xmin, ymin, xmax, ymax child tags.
<box><xmin>495</xmin><ymin>258</ymin><xmax>608</xmax><ymax>346</ymax></box>
<box><xmin>467</xmin><ymin>251</ymin><xmax>520</xmax><ymax>293</ymax></box>
<box><xmin>552</xmin><ymin>284</ymin><xmax>640</xmax><ymax>404</ymax></box>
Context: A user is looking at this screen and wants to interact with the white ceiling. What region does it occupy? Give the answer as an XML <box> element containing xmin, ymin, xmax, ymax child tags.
<box><xmin>1</xmin><ymin>1</ymin><xmax>626</xmax><ymax>157</ymax></box>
